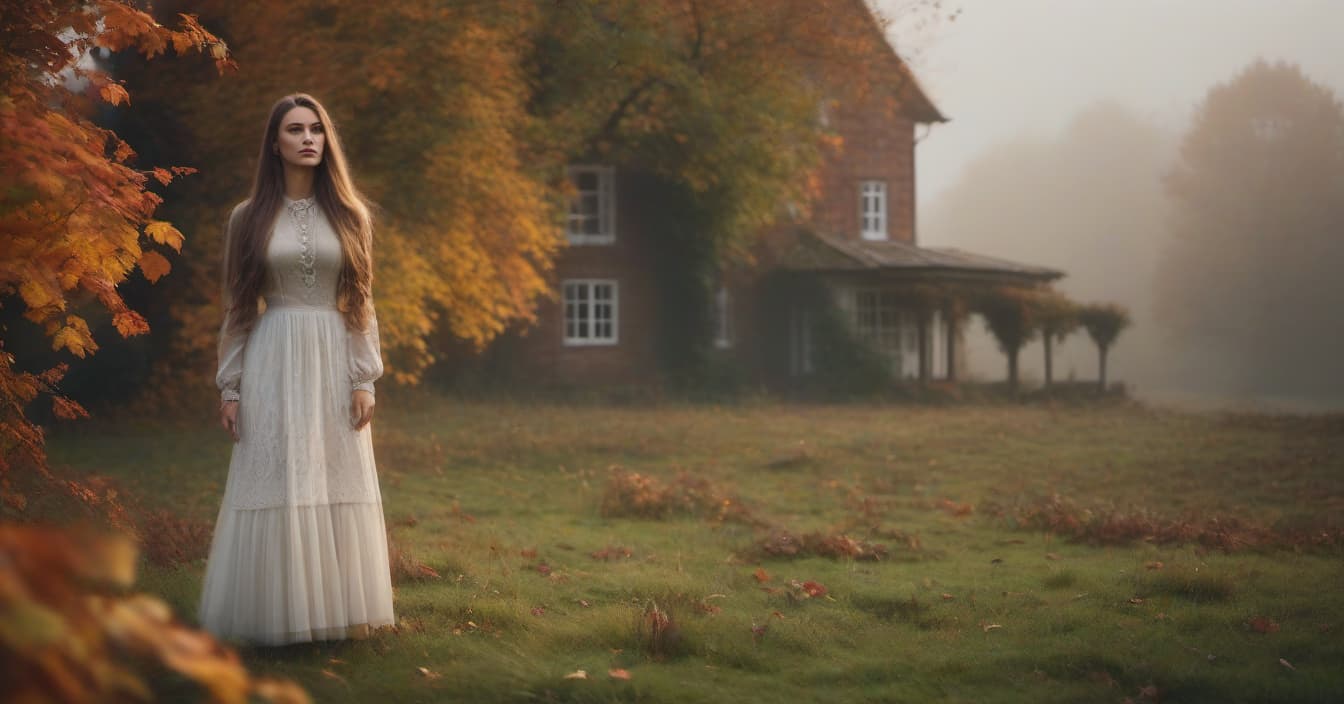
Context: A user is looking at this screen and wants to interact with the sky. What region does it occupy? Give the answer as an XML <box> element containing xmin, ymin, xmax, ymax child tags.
<box><xmin>879</xmin><ymin>0</ymin><xmax>1344</xmax><ymax>209</ymax></box>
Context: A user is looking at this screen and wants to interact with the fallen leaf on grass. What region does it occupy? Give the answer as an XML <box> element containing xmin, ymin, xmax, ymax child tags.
<box><xmin>981</xmin><ymin>623</ymin><xmax>1002</xmax><ymax>632</ymax></box>
<box><xmin>801</xmin><ymin>581</ymin><xmax>828</xmax><ymax>598</ymax></box>
<box><xmin>941</xmin><ymin>593</ymin><xmax>955</xmax><ymax>601</ymax></box>
<box><xmin>753</xmin><ymin>567</ymin><xmax>771</xmax><ymax>583</ymax></box>
<box><xmin>417</xmin><ymin>667</ymin><xmax>441</xmax><ymax>680</ymax></box>
<box><xmin>1144</xmin><ymin>561</ymin><xmax>1165</xmax><ymax>570</ymax></box>
<box><xmin>520</xmin><ymin>548</ymin><xmax>537</xmax><ymax>558</ymax></box>
<box><xmin>536</xmin><ymin>563</ymin><xmax>552</xmax><ymax>576</ymax></box>
<box><xmin>608</xmin><ymin>669</ymin><xmax>631</xmax><ymax>680</ymax></box>
<box><xmin>578</xmin><ymin>599</ymin><xmax>591</xmax><ymax>608</ymax></box>
<box><xmin>327</xmin><ymin>657</ymin><xmax>347</xmax><ymax>666</ymax></box>
<box><xmin>563</xmin><ymin>670</ymin><xmax>588</xmax><ymax>680</ymax></box>
<box><xmin>1128</xmin><ymin>597</ymin><xmax>1145</xmax><ymax>605</ymax></box>
<box><xmin>321</xmin><ymin>669</ymin><xmax>349</xmax><ymax>687</ymax></box>
<box><xmin>1279</xmin><ymin>658</ymin><xmax>1295</xmax><ymax>671</ymax></box>
<box><xmin>771</xmin><ymin>610</ymin><xmax>785</xmax><ymax>620</ymax></box>
<box><xmin>1249</xmin><ymin>616</ymin><xmax>1280</xmax><ymax>634</ymax></box>
<box><xmin>531</xmin><ymin>606</ymin><xmax>546</xmax><ymax>617</ymax></box>
<box><xmin>1045</xmin><ymin>552</ymin><xmax>1061</xmax><ymax>561</ymax></box>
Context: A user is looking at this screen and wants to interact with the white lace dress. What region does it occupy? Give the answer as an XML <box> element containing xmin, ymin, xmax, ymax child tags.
<box><xmin>198</xmin><ymin>195</ymin><xmax>395</xmax><ymax>645</ymax></box>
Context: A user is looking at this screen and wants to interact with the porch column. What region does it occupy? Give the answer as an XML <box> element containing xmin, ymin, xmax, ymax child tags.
<box><xmin>917</xmin><ymin>310</ymin><xmax>931</xmax><ymax>384</ymax></box>
<box><xmin>944</xmin><ymin>309</ymin><xmax>958</xmax><ymax>382</ymax></box>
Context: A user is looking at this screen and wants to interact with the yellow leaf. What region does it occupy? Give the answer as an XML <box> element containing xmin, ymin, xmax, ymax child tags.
<box><xmin>144</xmin><ymin>221</ymin><xmax>184</xmax><ymax>252</ymax></box>
<box><xmin>100</xmin><ymin>83</ymin><xmax>131</xmax><ymax>106</ymax></box>
<box><xmin>139</xmin><ymin>250</ymin><xmax>171</xmax><ymax>283</ymax></box>
<box><xmin>51</xmin><ymin>318</ymin><xmax>96</xmax><ymax>357</ymax></box>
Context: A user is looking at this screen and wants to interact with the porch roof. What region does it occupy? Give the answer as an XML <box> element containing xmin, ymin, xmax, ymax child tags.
<box><xmin>777</xmin><ymin>230</ymin><xmax>1065</xmax><ymax>283</ymax></box>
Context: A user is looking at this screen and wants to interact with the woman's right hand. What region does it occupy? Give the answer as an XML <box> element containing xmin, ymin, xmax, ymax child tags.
<box><xmin>220</xmin><ymin>400</ymin><xmax>240</xmax><ymax>442</ymax></box>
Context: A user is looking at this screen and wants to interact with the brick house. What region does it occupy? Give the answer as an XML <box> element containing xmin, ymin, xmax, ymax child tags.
<box><xmin>492</xmin><ymin>10</ymin><xmax>1062</xmax><ymax>389</ymax></box>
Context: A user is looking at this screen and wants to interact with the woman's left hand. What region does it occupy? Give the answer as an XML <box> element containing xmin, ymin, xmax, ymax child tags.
<box><xmin>351</xmin><ymin>389</ymin><xmax>375</xmax><ymax>430</ymax></box>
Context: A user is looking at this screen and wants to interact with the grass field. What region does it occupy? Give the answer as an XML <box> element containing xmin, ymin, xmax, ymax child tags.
<box><xmin>45</xmin><ymin>395</ymin><xmax>1344</xmax><ymax>703</ymax></box>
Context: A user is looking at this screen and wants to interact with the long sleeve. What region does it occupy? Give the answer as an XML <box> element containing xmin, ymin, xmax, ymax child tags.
<box><xmin>215</xmin><ymin>204</ymin><xmax>249</xmax><ymax>402</ymax></box>
<box><xmin>348</xmin><ymin>305</ymin><xmax>384</xmax><ymax>395</ymax></box>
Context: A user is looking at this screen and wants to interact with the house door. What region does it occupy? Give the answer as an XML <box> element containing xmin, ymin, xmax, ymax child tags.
<box><xmin>788</xmin><ymin>307</ymin><xmax>815</xmax><ymax>377</ymax></box>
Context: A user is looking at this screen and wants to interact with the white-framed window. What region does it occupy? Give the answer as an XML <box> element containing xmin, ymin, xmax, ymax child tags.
<box><xmin>566</xmin><ymin>165</ymin><xmax>616</xmax><ymax>245</ymax></box>
<box><xmin>711</xmin><ymin>285</ymin><xmax>733</xmax><ymax>349</ymax></box>
<box><xmin>853</xmin><ymin>289</ymin><xmax>918</xmax><ymax>377</ymax></box>
<box><xmin>860</xmin><ymin>180</ymin><xmax>887</xmax><ymax>241</ymax></box>
<box><xmin>563</xmin><ymin>279</ymin><xmax>618</xmax><ymax>345</ymax></box>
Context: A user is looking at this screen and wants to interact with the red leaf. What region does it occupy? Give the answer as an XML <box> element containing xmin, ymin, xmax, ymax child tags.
<box><xmin>607</xmin><ymin>668</ymin><xmax>631</xmax><ymax>680</ymax></box>
<box><xmin>801</xmin><ymin>581</ymin><xmax>827</xmax><ymax>598</ymax></box>
<box><xmin>51</xmin><ymin>397</ymin><xmax>89</xmax><ymax>420</ymax></box>
<box><xmin>1249</xmin><ymin>616</ymin><xmax>1280</xmax><ymax>634</ymax></box>
<box><xmin>753</xmin><ymin>567</ymin><xmax>770</xmax><ymax>583</ymax></box>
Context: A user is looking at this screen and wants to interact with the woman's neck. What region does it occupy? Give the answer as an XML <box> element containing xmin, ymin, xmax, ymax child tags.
<box><xmin>283</xmin><ymin>167</ymin><xmax>316</xmax><ymax>201</ymax></box>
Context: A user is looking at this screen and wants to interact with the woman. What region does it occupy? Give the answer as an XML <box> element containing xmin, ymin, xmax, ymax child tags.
<box><xmin>198</xmin><ymin>94</ymin><xmax>395</xmax><ymax>645</ymax></box>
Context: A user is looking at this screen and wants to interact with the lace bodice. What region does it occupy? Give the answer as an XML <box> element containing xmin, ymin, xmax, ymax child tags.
<box><xmin>216</xmin><ymin>198</ymin><xmax>383</xmax><ymax>401</ymax></box>
<box><xmin>263</xmin><ymin>195</ymin><xmax>343</xmax><ymax>309</ymax></box>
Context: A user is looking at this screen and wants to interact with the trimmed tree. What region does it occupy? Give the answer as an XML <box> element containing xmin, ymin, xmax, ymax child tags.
<box><xmin>976</xmin><ymin>287</ymin><xmax>1040</xmax><ymax>394</ymax></box>
<box><xmin>1077</xmin><ymin>303</ymin><xmax>1131</xmax><ymax>392</ymax></box>
<box><xmin>1036</xmin><ymin>289</ymin><xmax>1079</xmax><ymax>388</ymax></box>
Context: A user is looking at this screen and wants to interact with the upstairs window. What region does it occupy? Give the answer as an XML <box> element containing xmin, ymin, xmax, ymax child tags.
<box><xmin>860</xmin><ymin>180</ymin><xmax>887</xmax><ymax>241</ymax></box>
<box><xmin>563</xmin><ymin>279</ymin><xmax>618</xmax><ymax>345</ymax></box>
<box><xmin>566</xmin><ymin>165</ymin><xmax>616</xmax><ymax>245</ymax></box>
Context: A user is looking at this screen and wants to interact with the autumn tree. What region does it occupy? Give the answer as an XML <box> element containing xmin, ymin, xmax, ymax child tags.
<box><xmin>1035</xmin><ymin>289</ymin><xmax>1078</xmax><ymax>388</ymax></box>
<box><xmin>112</xmin><ymin>0</ymin><xmax>557</xmax><ymax>392</ymax></box>
<box><xmin>0</xmin><ymin>0</ymin><xmax>231</xmax><ymax>515</ymax></box>
<box><xmin>0</xmin><ymin>5</ymin><xmax>314</xmax><ymax>700</ymax></box>
<box><xmin>975</xmin><ymin>287</ymin><xmax>1040</xmax><ymax>393</ymax></box>
<box><xmin>1156</xmin><ymin>60</ymin><xmax>1344</xmax><ymax>397</ymax></box>
<box><xmin>1077</xmin><ymin>303</ymin><xmax>1130</xmax><ymax>392</ymax></box>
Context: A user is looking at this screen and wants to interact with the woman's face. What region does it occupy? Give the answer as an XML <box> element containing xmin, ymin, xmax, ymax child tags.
<box><xmin>274</xmin><ymin>106</ymin><xmax>325</xmax><ymax>170</ymax></box>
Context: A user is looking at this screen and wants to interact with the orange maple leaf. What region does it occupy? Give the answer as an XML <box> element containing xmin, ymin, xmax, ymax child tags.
<box><xmin>138</xmin><ymin>250</ymin><xmax>171</xmax><ymax>283</ymax></box>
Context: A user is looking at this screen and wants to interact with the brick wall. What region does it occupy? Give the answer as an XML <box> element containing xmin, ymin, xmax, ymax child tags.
<box><xmin>504</xmin><ymin>175</ymin><xmax>662</xmax><ymax>385</ymax></box>
<box><xmin>812</xmin><ymin>94</ymin><xmax>917</xmax><ymax>244</ymax></box>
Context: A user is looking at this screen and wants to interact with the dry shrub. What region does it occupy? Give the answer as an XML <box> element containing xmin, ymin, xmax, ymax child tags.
<box><xmin>751</xmin><ymin>529</ymin><xmax>892</xmax><ymax>561</ymax></box>
<box><xmin>387</xmin><ymin>530</ymin><xmax>441</xmax><ymax>583</ymax></box>
<box><xmin>0</xmin><ymin>522</ymin><xmax>309</xmax><ymax>703</ymax></box>
<box><xmin>600</xmin><ymin>467</ymin><xmax>761</xmax><ymax>525</ymax></box>
<box><xmin>636</xmin><ymin>600</ymin><xmax>683</xmax><ymax>659</ymax></box>
<box><xmin>1000</xmin><ymin>493</ymin><xmax>1344</xmax><ymax>551</ymax></box>
<box><xmin>136</xmin><ymin>508</ymin><xmax>213</xmax><ymax>567</ymax></box>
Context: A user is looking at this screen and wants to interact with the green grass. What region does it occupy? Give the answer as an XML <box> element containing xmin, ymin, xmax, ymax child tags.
<box><xmin>43</xmin><ymin>396</ymin><xmax>1344</xmax><ymax>703</ymax></box>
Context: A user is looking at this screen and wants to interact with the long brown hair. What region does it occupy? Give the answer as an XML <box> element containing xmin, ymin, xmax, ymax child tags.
<box><xmin>224</xmin><ymin>93</ymin><xmax>374</xmax><ymax>333</ymax></box>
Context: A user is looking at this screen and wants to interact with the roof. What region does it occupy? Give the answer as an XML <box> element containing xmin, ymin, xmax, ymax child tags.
<box><xmin>776</xmin><ymin>230</ymin><xmax>1065</xmax><ymax>282</ymax></box>
<box><xmin>853</xmin><ymin>0</ymin><xmax>947</xmax><ymax>123</ymax></box>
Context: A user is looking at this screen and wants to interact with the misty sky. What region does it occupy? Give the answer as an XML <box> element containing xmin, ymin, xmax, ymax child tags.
<box><xmin>880</xmin><ymin>0</ymin><xmax>1344</xmax><ymax>212</ymax></box>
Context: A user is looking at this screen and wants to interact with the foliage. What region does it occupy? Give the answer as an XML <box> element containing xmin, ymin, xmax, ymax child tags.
<box><xmin>601</xmin><ymin>466</ymin><xmax>760</xmax><ymax>524</ymax></box>
<box><xmin>1156</xmin><ymin>60</ymin><xmax>1344</xmax><ymax>396</ymax></box>
<box><xmin>116</xmin><ymin>0</ymin><xmax>556</xmax><ymax>390</ymax></box>
<box><xmin>973</xmin><ymin>286</ymin><xmax>1042</xmax><ymax>391</ymax></box>
<box><xmin>0</xmin><ymin>0</ymin><xmax>231</xmax><ymax>515</ymax></box>
<box><xmin>1076</xmin><ymin>303</ymin><xmax>1131</xmax><ymax>352</ymax></box>
<box><xmin>754</xmin><ymin>271</ymin><xmax>894</xmax><ymax>395</ymax></box>
<box><xmin>1035</xmin><ymin>288</ymin><xmax>1078</xmax><ymax>387</ymax></box>
<box><xmin>113</xmin><ymin>0</ymin><xmax>918</xmax><ymax>393</ymax></box>
<box><xmin>0</xmin><ymin>522</ymin><xmax>309</xmax><ymax>703</ymax></box>
<box><xmin>1076</xmin><ymin>302</ymin><xmax>1130</xmax><ymax>391</ymax></box>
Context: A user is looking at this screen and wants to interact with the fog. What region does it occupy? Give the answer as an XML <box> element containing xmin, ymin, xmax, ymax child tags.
<box><xmin>881</xmin><ymin>0</ymin><xmax>1344</xmax><ymax>410</ymax></box>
